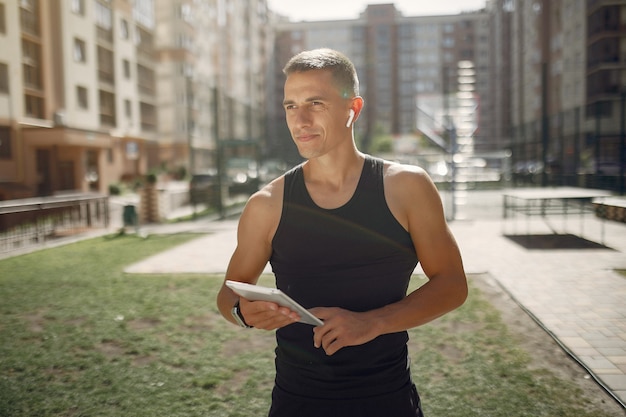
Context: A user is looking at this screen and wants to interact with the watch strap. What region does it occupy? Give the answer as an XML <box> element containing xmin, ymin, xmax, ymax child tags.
<box><xmin>232</xmin><ymin>299</ymin><xmax>253</xmax><ymax>328</ymax></box>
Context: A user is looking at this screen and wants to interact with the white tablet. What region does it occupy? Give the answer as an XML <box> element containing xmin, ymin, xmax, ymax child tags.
<box><xmin>225</xmin><ymin>280</ymin><xmax>323</xmax><ymax>326</ymax></box>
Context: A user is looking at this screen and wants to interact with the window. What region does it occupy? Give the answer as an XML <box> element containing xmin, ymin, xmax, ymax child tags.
<box><xmin>22</xmin><ymin>38</ymin><xmax>39</xmax><ymax>61</ymax></box>
<box><xmin>22</xmin><ymin>62</ymin><xmax>41</xmax><ymax>88</ymax></box>
<box><xmin>123</xmin><ymin>59</ymin><xmax>131</xmax><ymax>78</ymax></box>
<box><xmin>20</xmin><ymin>0</ymin><xmax>36</xmax><ymax>11</ymax></box>
<box><xmin>77</xmin><ymin>86</ymin><xmax>88</xmax><ymax>109</ymax></box>
<box><xmin>120</xmin><ymin>18</ymin><xmax>129</xmax><ymax>39</ymax></box>
<box><xmin>99</xmin><ymin>90</ymin><xmax>116</xmax><ymax>126</ymax></box>
<box><xmin>398</xmin><ymin>24</ymin><xmax>413</xmax><ymax>37</ymax></box>
<box><xmin>0</xmin><ymin>3</ymin><xmax>6</xmax><ymax>34</ymax></box>
<box><xmin>136</xmin><ymin>64</ymin><xmax>154</xmax><ymax>94</ymax></box>
<box><xmin>71</xmin><ymin>0</ymin><xmax>85</xmax><ymax>16</ymax></box>
<box><xmin>133</xmin><ymin>0</ymin><xmax>155</xmax><ymax>29</ymax></box>
<box><xmin>0</xmin><ymin>62</ymin><xmax>8</xmax><ymax>93</ymax></box>
<box><xmin>135</xmin><ymin>26</ymin><xmax>153</xmax><ymax>49</ymax></box>
<box><xmin>124</xmin><ymin>99</ymin><xmax>131</xmax><ymax>118</ymax></box>
<box><xmin>179</xmin><ymin>4</ymin><xmax>192</xmax><ymax>22</ymax></box>
<box><xmin>94</xmin><ymin>1</ymin><xmax>112</xmax><ymax>29</ymax></box>
<box><xmin>22</xmin><ymin>40</ymin><xmax>42</xmax><ymax>88</ymax></box>
<box><xmin>24</xmin><ymin>94</ymin><xmax>44</xmax><ymax>118</ymax></box>
<box><xmin>0</xmin><ymin>126</ymin><xmax>11</xmax><ymax>159</ymax></box>
<box><xmin>442</xmin><ymin>37</ymin><xmax>455</xmax><ymax>48</ymax></box>
<box><xmin>140</xmin><ymin>102</ymin><xmax>156</xmax><ymax>131</ymax></box>
<box><xmin>74</xmin><ymin>38</ymin><xmax>86</xmax><ymax>62</ymax></box>
<box><xmin>19</xmin><ymin>0</ymin><xmax>39</xmax><ymax>36</ymax></box>
<box><xmin>97</xmin><ymin>46</ymin><xmax>114</xmax><ymax>83</ymax></box>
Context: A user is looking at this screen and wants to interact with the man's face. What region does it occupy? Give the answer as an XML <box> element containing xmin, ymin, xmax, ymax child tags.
<box><xmin>283</xmin><ymin>69</ymin><xmax>352</xmax><ymax>159</ymax></box>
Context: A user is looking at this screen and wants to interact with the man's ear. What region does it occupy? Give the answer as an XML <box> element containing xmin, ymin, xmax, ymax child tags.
<box><xmin>349</xmin><ymin>96</ymin><xmax>364</xmax><ymax>126</ymax></box>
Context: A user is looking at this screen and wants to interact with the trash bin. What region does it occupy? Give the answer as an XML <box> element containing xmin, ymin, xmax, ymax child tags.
<box><xmin>122</xmin><ymin>204</ymin><xmax>137</xmax><ymax>227</ymax></box>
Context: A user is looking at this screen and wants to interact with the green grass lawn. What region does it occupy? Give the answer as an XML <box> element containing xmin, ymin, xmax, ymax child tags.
<box><xmin>0</xmin><ymin>233</ymin><xmax>618</xmax><ymax>416</ymax></box>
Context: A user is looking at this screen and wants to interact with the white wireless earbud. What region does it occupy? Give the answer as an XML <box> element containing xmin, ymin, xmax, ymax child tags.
<box><xmin>346</xmin><ymin>109</ymin><xmax>355</xmax><ymax>128</ymax></box>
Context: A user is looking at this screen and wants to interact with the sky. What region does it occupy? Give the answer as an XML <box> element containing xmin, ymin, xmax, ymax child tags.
<box><xmin>266</xmin><ymin>0</ymin><xmax>488</xmax><ymax>22</ymax></box>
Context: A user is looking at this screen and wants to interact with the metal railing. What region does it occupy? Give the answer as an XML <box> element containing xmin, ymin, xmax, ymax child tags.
<box><xmin>0</xmin><ymin>193</ymin><xmax>109</xmax><ymax>255</ymax></box>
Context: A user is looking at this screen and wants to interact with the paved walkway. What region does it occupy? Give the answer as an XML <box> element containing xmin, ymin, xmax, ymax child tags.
<box><xmin>450</xmin><ymin>212</ymin><xmax>626</xmax><ymax>408</ymax></box>
<box><xmin>106</xmin><ymin>190</ymin><xmax>625</xmax><ymax>408</ymax></box>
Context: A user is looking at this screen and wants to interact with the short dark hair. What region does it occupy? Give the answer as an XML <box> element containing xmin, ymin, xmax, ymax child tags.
<box><xmin>283</xmin><ymin>48</ymin><xmax>360</xmax><ymax>98</ymax></box>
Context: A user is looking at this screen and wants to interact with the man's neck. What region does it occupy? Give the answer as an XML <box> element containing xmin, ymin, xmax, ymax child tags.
<box><xmin>304</xmin><ymin>149</ymin><xmax>365</xmax><ymax>186</ymax></box>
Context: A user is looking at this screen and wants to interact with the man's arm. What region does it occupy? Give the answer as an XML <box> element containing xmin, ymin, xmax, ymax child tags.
<box><xmin>312</xmin><ymin>164</ymin><xmax>468</xmax><ymax>354</ymax></box>
<box><xmin>216</xmin><ymin>179</ymin><xmax>299</xmax><ymax>329</ymax></box>
<box><xmin>375</xmin><ymin>164</ymin><xmax>468</xmax><ymax>328</ymax></box>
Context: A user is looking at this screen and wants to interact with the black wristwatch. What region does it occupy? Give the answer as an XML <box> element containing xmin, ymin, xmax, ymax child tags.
<box><xmin>231</xmin><ymin>299</ymin><xmax>253</xmax><ymax>328</ymax></box>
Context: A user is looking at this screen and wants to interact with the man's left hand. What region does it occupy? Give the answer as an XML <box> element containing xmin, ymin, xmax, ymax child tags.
<box><xmin>310</xmin><ymin>307</ymin><xmax>377</xmax><ymax>355</ymax></box>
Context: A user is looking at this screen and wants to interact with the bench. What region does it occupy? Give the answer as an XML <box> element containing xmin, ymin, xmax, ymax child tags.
<box><xmin>592</xmin><ymin>197</ymin><xmax>626</xmax><ymax>223</ymax></box>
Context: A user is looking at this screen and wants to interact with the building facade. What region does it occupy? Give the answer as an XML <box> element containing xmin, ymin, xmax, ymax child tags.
<box><xmin>0</xmin><ymin>0</ymin><xmax>271</xmax><ymax>200</ymax></box>
<box><xmin>586</xmin><ymin>0</ymin><xmax>626</xmax><ymax>191</ymax></box>
<box><xmin>499</xmin><ymin>0</ymin><xmax>625</xmax><ymax>191</ymax></box>
<box><xmin>272</xmin><ymin>1</ymin><xmax>624</xmax><ymax>192</ymax></box>
<box><xmin>2</xmin><ymin>1</ymin><xmax>623</xmax><ymax>201</ymax></box>
<box><xmin>154</xmin><ymin>0</ymin><xmax>271</xmax><ymax>177</ymax></box>
<box><xmin>0</xmin><ymin>0</ymin><xmax>158</xmax><ymax>199</ymax></box>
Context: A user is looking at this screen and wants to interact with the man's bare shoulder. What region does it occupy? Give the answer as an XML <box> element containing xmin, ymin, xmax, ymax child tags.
<box><xmin>382</xmin><ymin>160</ymin><xmax>433</xmax><ymax>189</ymax></box>
<box><xmin>376</xmin><ymin>161</ymin><xmax>440</xmax><ymax>230</ymax></box>
<box><xmin>240</xmin><ymin>175</ymin><xmax>285</xmax><ymax>224</ymax></box>
<box><xmin>378</xmin><ymin>160</ymin><xmax>447</xmax><ymax>234</ymax></box>
<box><xmin>382</xmin><ymin>160</ymin><xmax>442</xmax><ymax>214</ymax></box>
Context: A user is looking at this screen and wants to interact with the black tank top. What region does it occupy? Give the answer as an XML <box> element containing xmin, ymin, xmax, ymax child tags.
<box><xmin>270</xmin><ymin>155</ymin><xmax>419</xmax><ymax>399</ymax></box>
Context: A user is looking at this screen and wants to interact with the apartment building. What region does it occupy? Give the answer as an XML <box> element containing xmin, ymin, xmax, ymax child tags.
<box><xmin>486</xmin><ymin>0</ymin><xmax>513</xmax><ymax>156</ymax></box>
<box><xmin>0</xmin><ymin>0</ymin><xmax>160</xmax><ymax>200</ymax></box>
<box><xmin>0</xmin><ymin>0</ymin><xmax>272</xmax><ymax>201</ymax></box>
<box><xmin>507</xmin><ymin>0</ymin><xmax>577</xmax><ymax>181</ymax></box>
<box><xmin>586</xmin><ymin>0</ymin><xmax>626</xmax><ymax>188</ymax></box>
<box><xmin>500</xmin><ymin>0</ymin><xmax>625</xmax><ymax>191</ymax></box>
<box><xmin>271</xmin><ymin>1</ymin><xmax>625</xmax><ymax>191</ymax></box>
<box><xmin>2</xmin><ymin>1</ymin><xmax>621</xmax><ymax>201</ymax></box>
<box><xmin>270</xmin><ymin>4</ymin><xmax>489</xmax><ymax>165</ymax></box>
<box><xmin>154</xmin><ymin>0</ymin><xmax>271</xmax><ymax>176</ymax></box>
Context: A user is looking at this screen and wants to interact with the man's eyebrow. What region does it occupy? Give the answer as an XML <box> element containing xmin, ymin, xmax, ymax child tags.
<box><xmin>282</xmin><ymin>96</ymin><xmax>327</xmax><ymax>106</ymax></box>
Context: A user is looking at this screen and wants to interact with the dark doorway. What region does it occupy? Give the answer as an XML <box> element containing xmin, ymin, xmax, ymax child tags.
<box><xmin>36</xmin><ymin>149</ymin><xmax>52</xmax><ymax>196</ymax></box>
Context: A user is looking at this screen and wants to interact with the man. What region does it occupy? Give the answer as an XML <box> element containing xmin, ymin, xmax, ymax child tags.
<box><xmin>217</xmin><ymin>48</ymin><xmax>467</xmax><ymax>417</ymax></box>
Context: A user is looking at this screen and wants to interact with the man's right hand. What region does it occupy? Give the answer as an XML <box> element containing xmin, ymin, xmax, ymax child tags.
<box><xmin>239</xmin><ymin>297</ymin><xmax>300</xmax><ymax>330</ymax></box>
